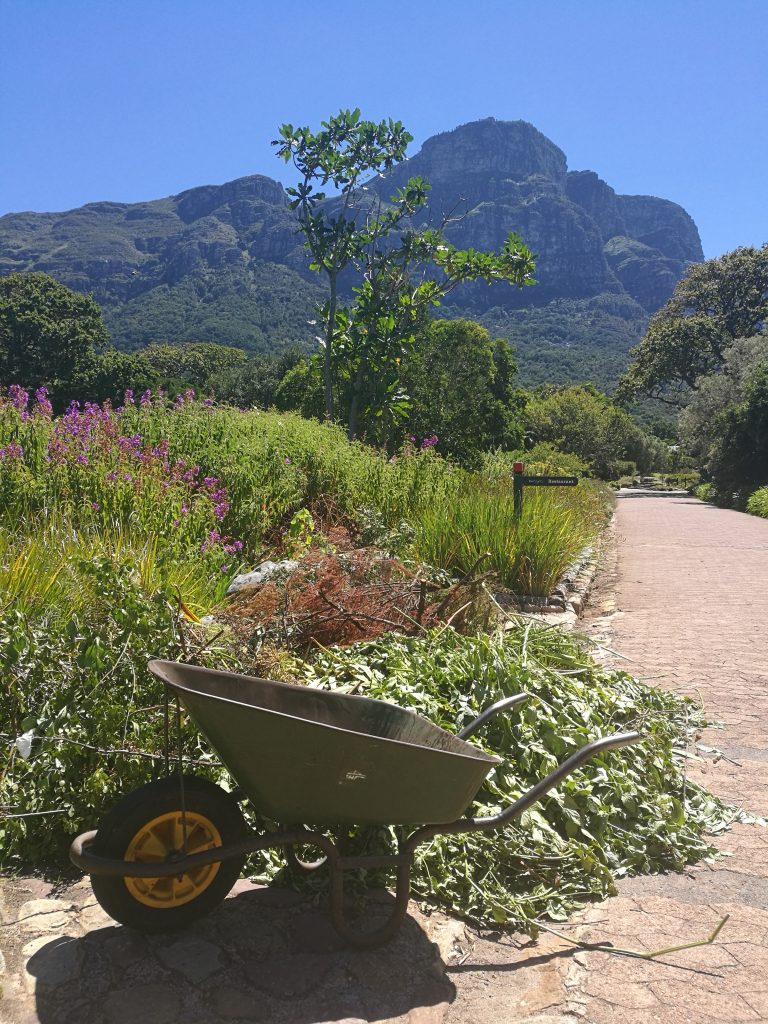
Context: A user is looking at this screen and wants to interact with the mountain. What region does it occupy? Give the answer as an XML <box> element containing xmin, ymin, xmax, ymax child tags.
<box><xmin>0</xmin><ymin>118</ymin><xmax>703</xmax><ymax>387</ymax></box>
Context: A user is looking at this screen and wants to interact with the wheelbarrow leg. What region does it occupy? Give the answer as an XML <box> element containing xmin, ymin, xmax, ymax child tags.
<box><xmin>328</xmin><ymin>858</ymin><xmax>413</xmax><ymax>949</ymax></box>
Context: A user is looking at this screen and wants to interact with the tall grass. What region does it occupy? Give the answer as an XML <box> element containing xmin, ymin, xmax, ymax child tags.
<box><xmin>0</xmin><ymin>522</ymin><xmax>229</xmax><ymax>626</ymax></box>
<box><xmin>413</xmin><ymin>480</ymin><xmax>604</xmax><ymax>595</ymax></box>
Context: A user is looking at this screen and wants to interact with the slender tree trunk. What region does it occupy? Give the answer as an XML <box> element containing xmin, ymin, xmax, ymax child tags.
<box><xmin>324</xmin><ymin>272</ymin><xmax>337</xmax><ymax>421</ymax></box>
<box><xmin>347</xmin><ymin>355</ymin><xmax>368</xmax><ymax>441</ymax></box>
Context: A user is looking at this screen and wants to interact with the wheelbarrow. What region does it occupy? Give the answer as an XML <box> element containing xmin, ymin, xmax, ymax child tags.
<box><xmin>70</xmin><ymin>659</ymin><xmax>642</xmax><ymax>947</ymax></box>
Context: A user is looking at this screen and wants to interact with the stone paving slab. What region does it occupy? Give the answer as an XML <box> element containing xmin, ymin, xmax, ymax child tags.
<box><xmin>0</xmin><ymin>875</ymin><xmax>465</xmax><ymax>1024</ymax></box>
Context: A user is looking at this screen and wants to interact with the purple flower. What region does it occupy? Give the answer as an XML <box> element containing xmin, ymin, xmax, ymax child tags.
<box><xmin>139</xmin><ymin>390</ymin><xmax>152</xmax><ymax>407</ymax></box>
<box><xmin>34</xmin><ymin>386</ymin><xmax>53</xmax><ymax>418</ymax></box>
<box><xmin>0</xmin><ymin>441</ymin><xmax>23</xmax><ymax>462</ymax></box>
<box><xmin>91</xmin><ymin>501</ymin><xmax>100</xmax><ymax>512</ymax></box>
<box><xmin>8</xmin><ymin>385</ymin><xmax>29</xmax><ymax>414</ymax></box>
<box><xmin>203</xmin><ymin>398</ymin><xmax>214</xmax><ymax>408</ymax></box>
<box><xmin>284</xmin><ymin>457</ymin><xmax>291</xmax><ymax>465</ymax></box>
<box><xmin>123</xmin><ymin>389</ymin><xmax>135</xmax><ymax>406</ymax></box>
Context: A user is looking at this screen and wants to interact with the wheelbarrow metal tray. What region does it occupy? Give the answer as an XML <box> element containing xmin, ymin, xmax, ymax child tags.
<box><xmin>149</xmin><ymin>660</ymin><xmax>500</xmax><ymax>826</ymax></box>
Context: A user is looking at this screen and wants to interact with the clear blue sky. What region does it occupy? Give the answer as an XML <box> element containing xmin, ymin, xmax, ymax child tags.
<box><xmin>2</xmin><ymin>0</ymin><xmax>766</xmax><ymax>259</ymax></box>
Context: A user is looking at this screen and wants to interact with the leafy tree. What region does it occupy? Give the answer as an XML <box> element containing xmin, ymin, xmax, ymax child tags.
<box><xmin>708</xmin><ymin>363</ymin><xmax>768</xmax><ymax>505</ymax></box>
<box><xmin>274</xmin><ymin>357</ymin><xmax>326</xmax><ymax>419</ymax></box>
<box><xmin>139</xmin><ymin>342</ymin><xmax>247</xmax><ymax>394</ymax></box>
<box><xmin>0</xmin><ymin>272</ymin><xmax>109</xmax><ymax>399</ymax></box>
<box><xmin>71</xmin><ymin>348</ymin><xmax>160</xmax><ymax>406</ymax></box>
<box><xmin>678</xmin><ymin>335</ymin><xmax>768</xmax><ymax>465</ymax></box>
<box><xmin>274</xmin><ymin>109</ymin><xmax>535</xmax><ymax>436</ymax></box>
<box><xmin>208</xmin><ymin>347</ymin><xmax>306</xmax><ymax>409</ymax></box>
<box><xmin>618</xmin><ymin>244</ymin><xmax>768</xmax><ymax>402</ymax></box>
<box><xmin>525</xmin><ymin>384</ymin><xmax>666</xmax><ymax>479</ymax></box>
<box><xmin>397</xmin><ymin>319</ymin><xmax>524</xmax><ymax>464</ymax></box>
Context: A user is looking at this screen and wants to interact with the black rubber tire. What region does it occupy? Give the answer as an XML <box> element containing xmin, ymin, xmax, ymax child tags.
<box><xmin>90</xmin><ymin>775</ymin><xmax>248</xmax><ymax>933</ymax></box>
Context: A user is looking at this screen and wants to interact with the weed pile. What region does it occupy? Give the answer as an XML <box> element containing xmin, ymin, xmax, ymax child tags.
<box><xmin>225</xmin><ymin>546</ymin><xmax>440</xmax><ymax>650</ymax></box>
<box><xmin>293</xmin><ymin>625</ymin><xmax>742</xmax><ymax>929</ymax></box>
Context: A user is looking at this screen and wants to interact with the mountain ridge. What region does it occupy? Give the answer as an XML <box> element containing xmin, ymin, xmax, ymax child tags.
<box><xmin>0</xmin><ymin>118</ymin><xmax>703</xmax><ymax>386</ymax></box>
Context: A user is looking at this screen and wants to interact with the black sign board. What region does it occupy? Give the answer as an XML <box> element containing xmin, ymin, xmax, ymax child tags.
<box><xmin>521</xmin><ymin>475</ymin><xmax>578</xmax><ymax>487</ymax></box>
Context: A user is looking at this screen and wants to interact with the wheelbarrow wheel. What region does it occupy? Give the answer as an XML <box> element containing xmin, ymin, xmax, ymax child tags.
<box><xmin>90</xmin><ymin>775</ymin><xmax>248</xmax><ymax>933</ymax></box>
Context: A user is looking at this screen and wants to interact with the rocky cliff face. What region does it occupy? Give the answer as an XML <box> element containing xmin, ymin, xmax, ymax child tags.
<box><xmin>0</xmin><ymin>118</ymin><xmax>703</xmax><ymax>368</ymax></box>
<box><xmin>370</xmin><ymin>119</ymin><xmax>702</xmax><ymax>313</ymax></box>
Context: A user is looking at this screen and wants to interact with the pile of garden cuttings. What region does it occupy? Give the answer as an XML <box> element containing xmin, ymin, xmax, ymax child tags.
<box><xmin>221</xmin><ymin>528</ymin><xmax>494</xmax><ymax>668</ymax></box>
<box><xmin>254</xmin><ymin>625</ymin><xmax>755</xmax><ymax>933</ymax></box>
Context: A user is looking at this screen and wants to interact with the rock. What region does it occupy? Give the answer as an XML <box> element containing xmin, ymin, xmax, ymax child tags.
<box><xmin>157</xmin><ymin>935</ymin><xmax>222</xmax><ymax>983</ymax></box>
<box><xmin>226</xmin><ymin>559</ymin><xmax>299</xmax><ymax>595</ymax></box>
<box><xmin>103</xmin><ymin>983</ymin><xmax>179</xmax><ymax>1024</ymax></box>
<box><xmin>79</xmin><ymin>900</ymin><xmax>115</xmax><ymax>931</ymax></box>
<box><xmin>22</xmin><ymin>933</ymin><xmax>81</xmax><ymax>995</ymax></box>
<box><xmin>18</xmin><ymin>898</ymin><xmax>77</xmax><ymax>934</ymax></box>
<box><xmin>210</xmin><ymin>985</ymin><xmax>262</xmax><ymax>1019</ymax></box>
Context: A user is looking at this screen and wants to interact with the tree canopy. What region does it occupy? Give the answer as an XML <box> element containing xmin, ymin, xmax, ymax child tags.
<box><xmin>525</xmin><ymin>384</ymin><xmax>666</xmax><ymax>478</ymax></box>
<box><xmin>618</xmin><ymin>244</ymin><xmax>768</xmax><ymax>402</ymax></box>
<box><xmin>397</xmin><ymin>319</ymin><xmax>524</xmax><ymax>464</ymax></box>
<box><xmin>0</xmin><ymin>272</ymin><xmax>109</xmax><ymax>399</ymax></box>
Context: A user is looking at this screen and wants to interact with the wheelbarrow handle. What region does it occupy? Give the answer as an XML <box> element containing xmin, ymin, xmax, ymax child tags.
<box><xmin>405</xmin><ymin>730</ymin><xmax>643</xmax><ymax>852</ymax></box>
<box><xmin>458</xmin><ymin>693</ymin><xmax>529</xmax><ymax>740</ymax></box>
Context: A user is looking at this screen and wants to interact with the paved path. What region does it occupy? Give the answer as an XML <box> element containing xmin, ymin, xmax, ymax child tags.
<box><xmin>2</xmin><ymin>493</ymin><xmax>767</xmax><ymax>1023</ymax></box>
<box><xmin>549</xmin><ymin>492</ymin><xmax>768</xmax><ymax>1024</ymax></box>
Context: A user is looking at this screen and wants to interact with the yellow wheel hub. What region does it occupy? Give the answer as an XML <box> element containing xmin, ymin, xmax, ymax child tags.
<box><xmin>123</xmin><ymin>809</ymin><xmax>222</xmax><ymax>908</ymax></box>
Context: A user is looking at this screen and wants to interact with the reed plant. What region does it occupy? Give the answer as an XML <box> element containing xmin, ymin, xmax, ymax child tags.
<box><xmin>412</xmin><ymin>479</ymin><xmax>604</xmax><ymax>595</ymax></box>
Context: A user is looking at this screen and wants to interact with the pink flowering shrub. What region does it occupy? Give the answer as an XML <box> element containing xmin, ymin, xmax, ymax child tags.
<box><xmin>0</xmin><ymin>387</ymin><xmax>242</xmax><ymax>573</ymax></box>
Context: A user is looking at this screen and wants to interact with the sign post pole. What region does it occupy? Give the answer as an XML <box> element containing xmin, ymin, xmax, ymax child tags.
<box><xmin>513</xmin><ymin>462</ymin><xmax>524</xmax><ymax>518</ymax></box>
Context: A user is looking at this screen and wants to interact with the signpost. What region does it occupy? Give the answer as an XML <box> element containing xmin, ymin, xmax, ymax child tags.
<box><xmin>512</xmin><ymin>462</ymin><xmax>578</xmax><ymax>516</ymax></box>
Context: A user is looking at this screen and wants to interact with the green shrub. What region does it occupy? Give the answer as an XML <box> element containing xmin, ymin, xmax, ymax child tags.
<box><xmin>694</xmin><ymin>482</ymin><xmax>715</xmax><ymax>502</ymax></box>
<box><xmin>481</xmin><ymin>443</ymin><xmax>590</xmax><ymax>480</ymax></box>
<box><xmin>746</xmin><ymin>486</ymin><xmax>768</xmax><ymax>518</ymax></box>
<box><xmin>0</xmin><ymin>554</ymin><xmax>233</xmax><ymax>868</ymax></box>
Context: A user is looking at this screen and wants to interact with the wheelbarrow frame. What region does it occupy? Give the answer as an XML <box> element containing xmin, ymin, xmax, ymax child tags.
<box><xmin>70</xmin><ymin>672</ymin><xmax>641</xmax><ymax>948</ymax></box>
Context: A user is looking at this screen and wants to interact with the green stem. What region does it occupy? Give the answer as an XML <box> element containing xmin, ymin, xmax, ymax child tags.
<box><xmin>535</xmin><ymin>913</ymin><xmax>730</xmax><ymax>960</ymax></box>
